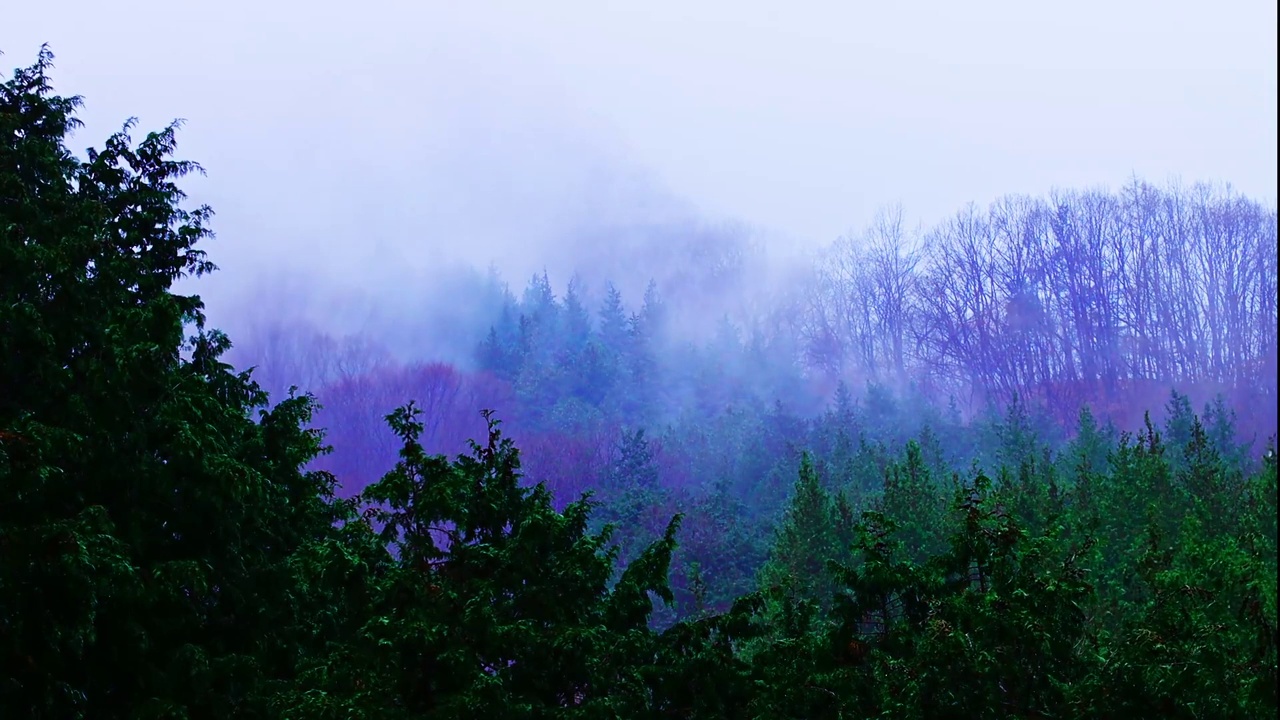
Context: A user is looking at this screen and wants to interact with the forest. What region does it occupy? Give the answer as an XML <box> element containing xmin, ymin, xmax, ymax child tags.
<box><xmin>2</xmin><ymin>49</ymin><xmax>1277</xmax><ymax>719</ymax></box>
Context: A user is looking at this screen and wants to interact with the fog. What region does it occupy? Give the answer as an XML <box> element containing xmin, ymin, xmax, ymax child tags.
<box><xmin>5</xmin><ymin>2</ymin><xmax>1275</xmax><ymax>322</ymax></box>
<box><xmin>5</xmin><ymin>2</ymin><xmax>1277</xmax><ymax>506</ymax></box>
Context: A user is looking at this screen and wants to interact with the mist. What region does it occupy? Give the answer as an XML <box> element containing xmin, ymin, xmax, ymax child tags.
<box><xmin>6</xmin><ymin>1</ymin><xmax>1275</xmax><ymax>303</ymax></box>
<box><xmin>6</xmin><ymin>0</ymin><xmax>1276</xmax><ymax>518</ymax></box>
<box><xmin>6</xmin><ymin>5</ymin><xmax>1280</xmax><ymax>705</ymax></box>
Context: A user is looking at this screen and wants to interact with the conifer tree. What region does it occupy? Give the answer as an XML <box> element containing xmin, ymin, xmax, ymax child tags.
<box><xmin>1</xmin><ymin>48</ymin><xmax>348</xmax><ymax>718</ymax></box>
<box><xmin>759</xmin><ymin>454</ymin><xmax>842</xmax><ymax>608</ymax></box>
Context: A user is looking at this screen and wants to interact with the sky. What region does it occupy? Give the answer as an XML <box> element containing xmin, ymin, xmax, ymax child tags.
<box><xmin>4</xmin><ymin>0</ymin><xmax>1276</xmax><ymax>325</ymax></box>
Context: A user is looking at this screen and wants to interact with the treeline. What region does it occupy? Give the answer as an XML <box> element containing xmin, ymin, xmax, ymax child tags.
<box><xmin>223</xmin><ymin>168</ymin><xmax>1279</xmax><ymax>526</ymax></box>
<box><xmin>241</xmin><ymin>263</ymin><xmax>1271</xmax><ymax>623</ymax></box>
<box><xmin>803</xmin><ymin>191</ymin><xmax>1278</xmax><ymax>424</ymax></box>
<box><xmin>3</xmin><ymin>50</ymin><xmax>1277</xmax><ymax>719</ymax></box>
<box><xmin>362</xmin><ymin>176</ymin><xmax>1280</xmax><ymax>435</ymax></box>
<box><xmin>459</xmin><ymin>180</ymin><xmax>1280</xmax><ymax>432</ymax></box>
<box><xmin>232</xmin><ymin>184</ymin><xmax>1278</xmax><ymax>481</ymax></box>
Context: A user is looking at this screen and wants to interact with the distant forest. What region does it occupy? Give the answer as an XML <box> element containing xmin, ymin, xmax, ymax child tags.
<box><xmin>3</xmin><ymin>49</ymin><xmax>1277</xmax><ymax>719</ymax></box>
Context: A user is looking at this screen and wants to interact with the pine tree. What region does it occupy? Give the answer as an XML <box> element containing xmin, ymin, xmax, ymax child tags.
<box><xmin>559</xmin><ymin>274</ymin><xmax>592</xmax><ymax>353</ymax></box>
<box><xmin>598</xmin><ymin>281</ymin><xmax>629</xmax><ymax>357</ymax></box>
<box><xmin>293</xmin><ymin>405</ymin><xmax>681</xmax><ymax>717</ymax></box>
<box><xmin>593</xmin><ymin>428</ymin><xmax>669</xmax><ymax>564</ymax></box>
<box><xmin>759</xmin><ymin>454</ymin><xmax>842</xmax><ymax>608</ymax></box>
<box><xmin>0</xmin><ymin>49</ymin><xmax>347</xmax><ymax>718</ymax></box>
<box><xmin>877</xmin><ymin>440</ymin><xmax>951</xmax><ymax>563</ymax></box>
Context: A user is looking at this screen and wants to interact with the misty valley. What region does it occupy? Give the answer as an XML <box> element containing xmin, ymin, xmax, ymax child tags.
<box><xmin>3</xmin><ymin>48</ymin><xmax>1278</xmax><ymax>719</ymax></box>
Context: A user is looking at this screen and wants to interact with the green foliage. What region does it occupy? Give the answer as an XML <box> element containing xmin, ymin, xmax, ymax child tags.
<box><xmin>279</xmin><ymin>405</ymin><xmax>684</xmax><ymax>718</ymax></box>
<box><xmin>876</xmin><ymin>440</ymin><xmax>954</xmax><ymax>563</ymax></box>
<box><xmin>758</xmin><ymin>454</ymin><xmax>845</xmax><ymax>608</ymax></box>
<box><xmin>590</xmin><ymin>428</ymin><xmax>670</xmax><ymax>564</ymax></box>
<box><xmin>1</xmin><ymin>48</ymin><xmax>347</xmax><ymax>718</ymax></box>
<box><xmin>671</xmin><ymin>479</ymin><xmax>768</xmax><ymax>618</ymax></box>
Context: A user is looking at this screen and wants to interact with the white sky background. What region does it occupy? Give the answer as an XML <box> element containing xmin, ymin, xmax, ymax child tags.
<box><xmin>4</xmin><ymin>1</ymin><xmax>1276</xmax><ymax>331</ymax></box>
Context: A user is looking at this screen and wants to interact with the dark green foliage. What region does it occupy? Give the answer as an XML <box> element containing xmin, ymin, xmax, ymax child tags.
<box><xmin>276</xmin><ymin>405</ymin><xmax>684</xmax><ymax>718</ymax></box>
<box><xmin>758</xmin><ymin>454</ymin><xmax>844</xmax><ymax>608</ymax></box>
<box><xmin>672</xmin><ymin>479</ymin><xmax>768</xmax><ymax>617</ymax></box>
<box><xmin>590</xmin><ymin>428</ymin><xmax>671</xmax><ymax>564</ymax></box>
<box><xmin>876</xmin><ymin>440</ymin><xmax>953</xmax><ymax>563</ymax></box>
<box><xmin>1</xmin><ymin>48</ymin><xmax>347</xmax><ymax>718</ymax></box>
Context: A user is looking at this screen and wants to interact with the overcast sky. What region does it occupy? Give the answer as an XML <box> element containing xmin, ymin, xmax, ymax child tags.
<box><xmin>4</xmin><ymin>1</ymin><xmax>1276</xmax><ymax>314</ymax></box>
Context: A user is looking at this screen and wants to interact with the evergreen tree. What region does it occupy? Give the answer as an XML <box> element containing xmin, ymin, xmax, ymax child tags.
<box><xmin>1163</xmin><ymin>389</ymin><xmax>1198</xmax><ymax>471</ymax></box>
<box><xmin>1202</xmin><ymin>393</ymin><xmax>1251</xmax><ymax>472</ymax></box>
<box><xmin>758</xmin><ymin>454</ymin><xmax>842</xmax><ymax>608</ymax></box>
<box><xmin>559</xmin><ymin>275</ymin><xmax>592</xmax><ymax>353</ymax></box>
<box><xmin>284</xmin><ymin>405</ymin><xmax>682</xmax><ymax>717</ymax></box>
<box><xmin>597</xmin><ymin>282</ymin><xmax>629</xmax><ymax>357</ymax></box>
<box><xmin>593</xmin><ymin>428</ymin><xmax>670</xmax><ymax>564</ymax></box>
<box><xmin>639</xmin><ymin>278</ymin><xmax>665</xmax><ymax>338</ymax></box>
<box><xmin>877</xmin><ymin>440</ymin><xmax>952</xmax><ymax>563</ymax></box>
<box><xmin>476</xmin><ymin>295</ymin><xmax>524</xmax><ymax>381</ymax></box>
<box><xmin>0</xmin><ymin>48</ymin><xmax>347</xmax><ymax>718</ymax></box>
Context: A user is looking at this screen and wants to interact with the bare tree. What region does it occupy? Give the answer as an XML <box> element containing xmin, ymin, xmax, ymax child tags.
<box><xmin>814</xmin><ymin>181</ymin><xmax>1277</xmax><ymax>425</ymax></box>
<box><xmin>862</xmin><ymin>204</ymin><xmax>927</xmax><ymax>383</ymax></box>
